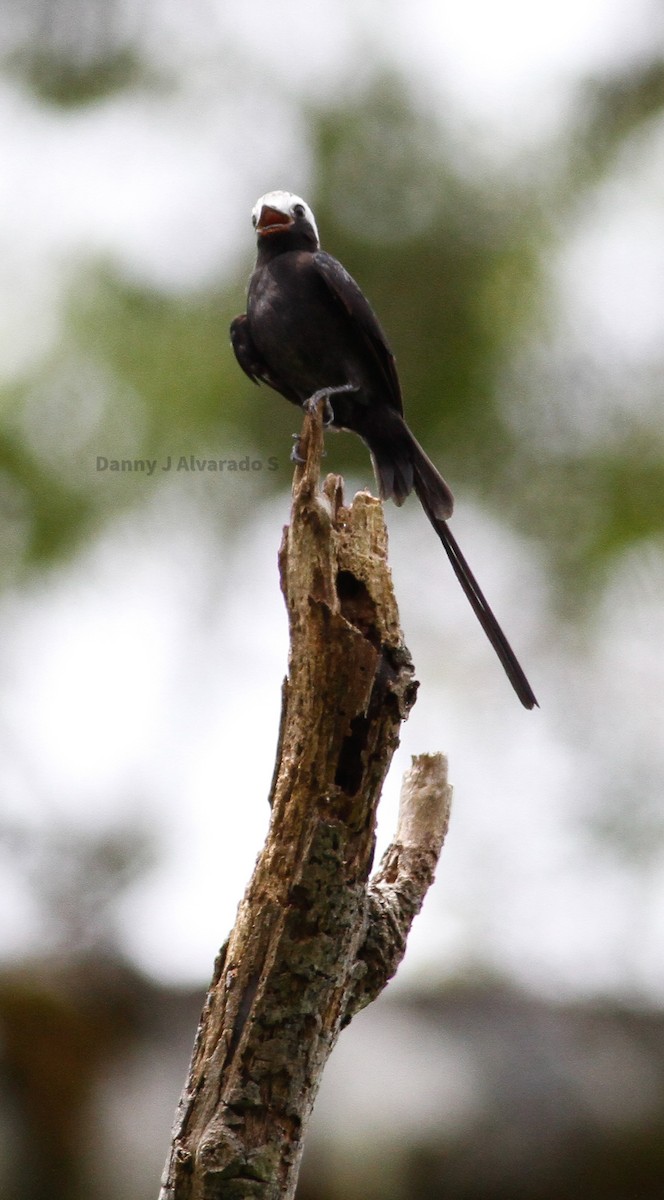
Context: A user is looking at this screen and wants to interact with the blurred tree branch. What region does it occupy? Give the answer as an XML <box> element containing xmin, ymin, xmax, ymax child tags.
<box><xmin>159</xmin><ymin>405</ymin><xmax>451</xmax><ymax>1200</ymax></box>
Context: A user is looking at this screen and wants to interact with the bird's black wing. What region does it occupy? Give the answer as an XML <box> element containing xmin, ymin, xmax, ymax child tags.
<box><xmin>311</xmin><ymin>252</ymin><xmax>404</xmax><ymax>415</ymax></box>
<box><xmin>230</xmin><ymin>313</ymin><xmax>301</xmax><ymax>403</ymax></box>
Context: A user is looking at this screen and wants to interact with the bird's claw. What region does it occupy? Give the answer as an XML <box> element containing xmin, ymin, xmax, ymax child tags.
<box><xmin>291</xmin><ymin>433</ymin><xmax>326</xmax><ymax>463</ymax></box>
<box><xmin>295</xmin><ymin>384</ymin><xmax>358</xmax><ymax>462</ymax></box>
<box><xmin>304</xmin><ymin>383</ymin><xmax>358</xmax><ymax>426</ymax></box>
<box><xmin>303</xmin><ymin>390</ymin><xmax>334</xmax><ymax>426</ymax></box>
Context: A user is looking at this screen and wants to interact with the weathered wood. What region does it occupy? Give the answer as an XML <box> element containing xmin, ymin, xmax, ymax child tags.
<box><xmin>160</xmin><ymin>404</ymin><xmax>451</xmax><ymax>1200</ymax></box>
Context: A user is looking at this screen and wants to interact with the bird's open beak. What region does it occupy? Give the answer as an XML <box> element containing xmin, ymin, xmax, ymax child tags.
<box><xmin>256</xmin><ymin>205</ymin><xmax>293</xmax><ymax>236</ymax></box>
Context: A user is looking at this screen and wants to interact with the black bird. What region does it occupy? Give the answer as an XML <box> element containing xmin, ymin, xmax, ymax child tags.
<box><xmin>231</xmin><ymin>190</ymin><xmax>537</xmax><ymax>709</ymax></box>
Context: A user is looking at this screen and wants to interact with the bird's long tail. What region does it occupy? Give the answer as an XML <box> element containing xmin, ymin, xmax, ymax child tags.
<box><xmin>420</xmin><ymin>506</ymin><xmax>538</xmax><ymax>709</ymax></box>
<box><xmin>367</xmin><ymin>416</ymin><xmax>538</xmax><ymax>709</ymax></box>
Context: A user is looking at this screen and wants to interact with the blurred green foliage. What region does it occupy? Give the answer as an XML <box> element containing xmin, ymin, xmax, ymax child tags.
<box><xmin>1</xmin><ymin>0</ymin><xmax>157</xmax><ymax>105</ymax></box>
<box><xmin>0</xmin><ymin>28</ymin><xmax>662</xmax><ymax>614</ymax></box>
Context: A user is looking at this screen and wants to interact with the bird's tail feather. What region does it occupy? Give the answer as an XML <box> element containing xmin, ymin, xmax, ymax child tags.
<box><xmin>367</xmin><ymin>414</ymin><xmax>454</xmax><ymax>517</ymax></box>
<box><xmin>367</xmin><ymin>415</ymin><xmax>538</xmax><ymax>710</ymax></box>
<box><xmin>422</xmin><ymin>511</ymin><xmax>538</xmax><ymax>709</ymax></box>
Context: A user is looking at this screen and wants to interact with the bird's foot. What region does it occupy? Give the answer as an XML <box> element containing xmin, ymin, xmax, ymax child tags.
<box><xmin>303</xmin><ymin>390</ymin><xmax>334</xmax><ymax>426</ymax></box>
<box><xmin>303</xmin><ymin>383</ymin><xmax>357</xmax><ymax>426</ymax></box>
<box><xmin>291</xmin><ymin>433</ymin><xmax>326</xmax><ymax>463</ymax></box>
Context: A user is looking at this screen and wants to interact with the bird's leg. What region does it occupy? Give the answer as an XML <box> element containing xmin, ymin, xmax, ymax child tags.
<box><xmin>303</xmin><ymin>382</ymin><xmax>358</xmax><ymax>425</ymax></box>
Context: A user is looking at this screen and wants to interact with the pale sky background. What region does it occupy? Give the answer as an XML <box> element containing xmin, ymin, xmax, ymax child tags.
<box><xmin>1</xmin><ymin>0</ymin><xmax>663</xmax><ymax>1000</ymax></box>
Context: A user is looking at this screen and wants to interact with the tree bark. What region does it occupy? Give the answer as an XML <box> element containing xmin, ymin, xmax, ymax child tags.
<box><xmin>160</xmin><ymin>405</ymin><xmax>452</xmax><ymax>1200</ymax></box>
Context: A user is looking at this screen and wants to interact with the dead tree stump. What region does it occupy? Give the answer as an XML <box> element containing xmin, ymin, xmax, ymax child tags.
<box><xmin>160</xmin><ymin>404</ymin><xmax>451</xmax><ymax>1200</ymax></box>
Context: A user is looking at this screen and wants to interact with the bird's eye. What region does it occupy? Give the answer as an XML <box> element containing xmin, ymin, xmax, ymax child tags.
<box><xmin>292</xmin><ymin>203</ymin><xmax>305</xmax><ymax>218</ymax></box>
<box><xmin>252</xmin><ymin>213</ymin><xmax>257</xmax><ymax>227</ymax></box>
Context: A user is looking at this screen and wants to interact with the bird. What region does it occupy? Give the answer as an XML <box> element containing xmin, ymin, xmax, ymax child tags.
<box><xmin>230</xmin><ymin>190</ymin><xmax>537</xmax><ymax>709</ymax></box>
